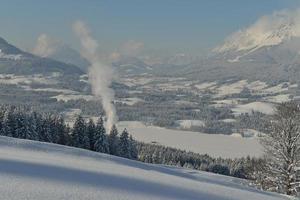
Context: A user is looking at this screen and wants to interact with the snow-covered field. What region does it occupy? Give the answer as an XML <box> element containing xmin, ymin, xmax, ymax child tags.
<box><xmin>176</xmin><ymin>120</ymin><xmax>205</xmax><ymax>129</ymax></box>
<box><xmin>52</xmin><ymin>94</ymin><xmax>94</xmax><ymax>102</ymax></box>
<box><xmin>0</xmin><ymin>136</ymin><xmax>289</xmax><ymax>200</ymax></box>
<box><xmin>232</xmin><ymin>102</ymin><xmax>274</xmax><ymax>115</ymax></box>
<box><xmin>115</xmin><ymin>97</ymin><xmax>143</xmax><ymax>105</ymax></box>
<box><xmin>0</xmin><ymin>74</ymin><xmax>57</xmax><ymax>85</ymax></box>
<box><xmin>216</xmin><ymin>80</ymin><xmax>248</xmax><ymax>97</ymax></box>
<box><xmin>117</xmin><ymin>121</ymin><xmax>263</xmax><ymax>158</ymax></box>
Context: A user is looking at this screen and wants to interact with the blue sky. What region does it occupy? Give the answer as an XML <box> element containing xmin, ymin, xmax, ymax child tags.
<box><xmin>1</xmin><ymin>0</ymin><xmax>299</xmax><ymax>56</ymax></box>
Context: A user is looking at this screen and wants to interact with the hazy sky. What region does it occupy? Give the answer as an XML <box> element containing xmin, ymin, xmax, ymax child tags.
<box><xmin>1</xmin><ymin>0</ymin><xmax>299</xmax><ymax>56</ymax></box>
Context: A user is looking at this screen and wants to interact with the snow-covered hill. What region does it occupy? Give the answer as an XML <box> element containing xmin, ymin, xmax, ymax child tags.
<box><xmin>0</xmin><ymin>136</ymin><xmax>290</xmax><ymax>200</ymax></box>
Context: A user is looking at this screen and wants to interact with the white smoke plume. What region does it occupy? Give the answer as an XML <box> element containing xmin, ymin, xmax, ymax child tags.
<box><xmin>73</xmin><ymin>20</ymin><xmax>117</xmax><ymax>131</ymax></box>
<box><xmin>32</xmin><ymin>34</ymin><xmax>59</xmax><ymax>57</ymax></box>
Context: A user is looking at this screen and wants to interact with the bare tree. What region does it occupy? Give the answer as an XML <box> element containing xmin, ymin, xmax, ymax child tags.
<box><xmin>260</xmin><ymin>101</ymin><xmax>300</xmax><ymax>196</ymax></box>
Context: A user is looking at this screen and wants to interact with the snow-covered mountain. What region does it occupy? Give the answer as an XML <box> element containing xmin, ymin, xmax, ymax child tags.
<box><xmin>179</xmin><ymin>9</ymin><xmax>300</xmax><ymax>84</ymax></box>
<box><xmin>214</xmin><ymin>10</ymin><xmax>300</xmax><ymax>54</ymax></box>
<box><xmin>0</xmin><ymin>136</ymin><xmax>290</xmax><ymax>200</ymax></box>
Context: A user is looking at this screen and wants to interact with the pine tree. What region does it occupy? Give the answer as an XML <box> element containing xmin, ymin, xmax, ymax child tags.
<box><xmin>94</xmin><ymin>117</ymin><xmax>109</xmax><ymax>153</ymax></box>
<box><xmin>49</xmin><ymin>115</ymin><xmax>60</xmax><ymax>143</ymax></box>
<box><xmin>108</xmin><ymin>124</ymin><xmax>119</xmax><ymax>155</ymax></box>
<box><xmin>71</xmin><ymin>115</ymin><xmax>89</xmax><ymax>149</ymax></box>
<box><xmin>14</xmin><ymin>111</ymin><xmax>27</xmax><ymax>139</ymax></box>
<box><xmin>0</xmin><ymin>107</ymin><xmax>5</xmax><ymax>136</ymax></box>
<box><xmin>27</xmin><ymin>112</ymin><xmax>39</xmax><ymax>140</ymax></box>
<box><xmin>32</xmin><ymin>112</ymin><xmax>43</xmax><ymax>141</ymax></box>
<box><xmin>56</xmin><ymin>116</ymin><xmax>69</xmax><ymax>145</ymax></box>
<box><xmin>119</xmin><ymin>128</ymin><xmax>130</xmax><ymax>158</ymax></box>
<box><xmin>41</xmin><ymin>115</ymin><xmax>54</xmax><ymax>143</ymax></box>
<box><xmin>129</xmin><ymin>135</ymin><xmax>138</xmax><ymax>159</ymax></box>
<box><xmin>2</xmin><ymin>108</ymin><xmax>16</xmax><ymax>137</ymax></box>
<box><xmin>20</xmin><ymin>112</ymin><xmax>38</xmax><ymax>140</ymax></box>
<box><xmin>86</xmin><ymin>119</ymin><xmax>96</xmax><ymax>150</ymax></box>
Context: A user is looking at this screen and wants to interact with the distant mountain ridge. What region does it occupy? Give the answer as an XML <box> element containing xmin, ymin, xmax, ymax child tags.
<box><xmin>0</xmin><ymin>37</ymin><xmax>83</xmax><ymax>75</ymax></box>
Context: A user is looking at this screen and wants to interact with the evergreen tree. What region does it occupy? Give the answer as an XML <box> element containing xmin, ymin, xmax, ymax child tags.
<box><xmin>129</xmin><ymin>135</ymin><xmax>138</xmax><ymax>159</ymax></box>
<box><xmin>94</xmin><ymin>117</ymin><xmax>109</xmax><ymax>153</ymax></box>
<box><xmin>2</xmin><ymin>108</ymin><xmax>16</xmax><ymax>137</ymax></box>
<box><xmin>56</xmin><ymin>116</ymin><xmax>69</xmax><ymax>145</ymax></box>
<box><xmin>19</xmin><ymin>112</ymin><xmax>38</xmax><ymax>140</ymax></box>
<box><xmin>46</xmin><ymin>115</ymin><xmax>57</xmax><ymax>143</ymax></box>
<box><xmin>41</xmin><ymin>115</ymin><xmax>54</xmax><ymax>143</ymax></box>
<box><xmin>0</xmin><ymin>107</ymin><xmax>5</xmax><ymax>136</ymax></box>
<box><xmin>86</xmin><ymin>119</ymin><xmax>96</xmax><ymax>150</ymax></box>
<box><xmin>14</xmin><ymin>111</ymin><xmax>27</xmax><ymax>139</ymax></box>
<box><xmin>71</xmin><ymin>115</ymin><xmax>89</xmax><ymax>149</ymax></box>
<box><xmin>119</xmin><ymin>128</ymin><xmax>130</xmax><ymax>158</ymax></box>
<box><xmin>108</xmin><ymin>124</ymin><xmax>119</xmax><ymax>155</ymax></box>
<box><xmin>32</xmin><ymin>112</ymin><xmax>43</xmax><ymax>141</ymax></box>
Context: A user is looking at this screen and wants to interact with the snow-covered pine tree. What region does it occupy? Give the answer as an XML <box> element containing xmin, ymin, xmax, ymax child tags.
<box><xmin>94</xmin><ymin>117</ymin><xmax>109</xmax><ymax>153</ymax></box>
<box><xmin>108</xmin><ymin>124</ymin><xmax>119</xmax><ymax>156</ymax></box>
<box><xmin>71</xmin><ymin>115</ymin><xmax>89</xmax><ymax>149</ymax></box>
<box><xmin>49</xmin><ymin>115</ymin><xmax>60</xmax><ymax>143</ymax></box>
<box><xmin>0</xmin><ymin>107</ymin><xmax>5</xmax><ymax>136</ymax></box>
<box><xmin>119</xmin><ymin>128</ymin><xmax>130</xmax><ymax>158</ymax></box>
<box><xmin>86</xmin><ymin>119</ymin><xmax>96</xmax><ymax>150</ymax></box>
<box><xmin>260</xmin><ymin>101</ymin><xmax>300</xmax><ymax>195</ymax></box>
<box><xmin>26</xmin><ymin>112</ymin><xmax>39</xmax><ymax>140</ymax></box>
<box><xmin>129</xmin><ymin>135</ymin><xmax>138</xmax><ymax>159</ymax></box>
<box><xmin>14</xmin><ymin>110</ymin><xmax>27</xmax><ymax>139</ymax></box>
<box><xmin>32</xmin><ymin>111</ymin><xmax>43</xmax><ymax>142</ymax></box>
<box><xmin>2</xmin><ymin>107</ymin><xmax>16</xmax><ymax>137</ymax></box>
<box><xmin>41</xmin><ymin>114</ymin><xmax>54</xmax><ymax>143</ymax></box>
<box><xmin>56</xmin><ymin>116</ymin><xmax>69</xmax><ymax>145</ymax></box>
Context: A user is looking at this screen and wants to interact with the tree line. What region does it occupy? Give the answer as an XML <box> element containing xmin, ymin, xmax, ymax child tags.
<box><xmin>0</xmin><ymin>105</ymin><xmax>137</xmax><ymax>160</ymax></box>
<box><xmin>137</xmin><ymin>142</ymin><xmax>263</xmax><ymax>179</ymax></box>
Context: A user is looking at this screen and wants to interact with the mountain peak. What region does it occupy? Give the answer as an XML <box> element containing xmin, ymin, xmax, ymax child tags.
<box><xmin>213</xmin><ymin>9</ymin><xmax>300</xmax><ymax>54</ymax></box>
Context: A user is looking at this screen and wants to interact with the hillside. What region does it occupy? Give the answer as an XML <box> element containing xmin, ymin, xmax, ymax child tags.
<box><xmin>0</xmin><ymin>136</ymin><xmax>290</xmax><ymax>200</ymax></box>
<box><xmin>0</xmin><ymin>37</ymin><xmax>83</xmax><ymax>75</ymax></box>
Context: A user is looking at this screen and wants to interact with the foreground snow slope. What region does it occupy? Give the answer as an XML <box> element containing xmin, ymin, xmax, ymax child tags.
<box><xmin>0</xmin><ymin>136</ymin><xmax>289</xmax><ymax>200</ymax></box>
